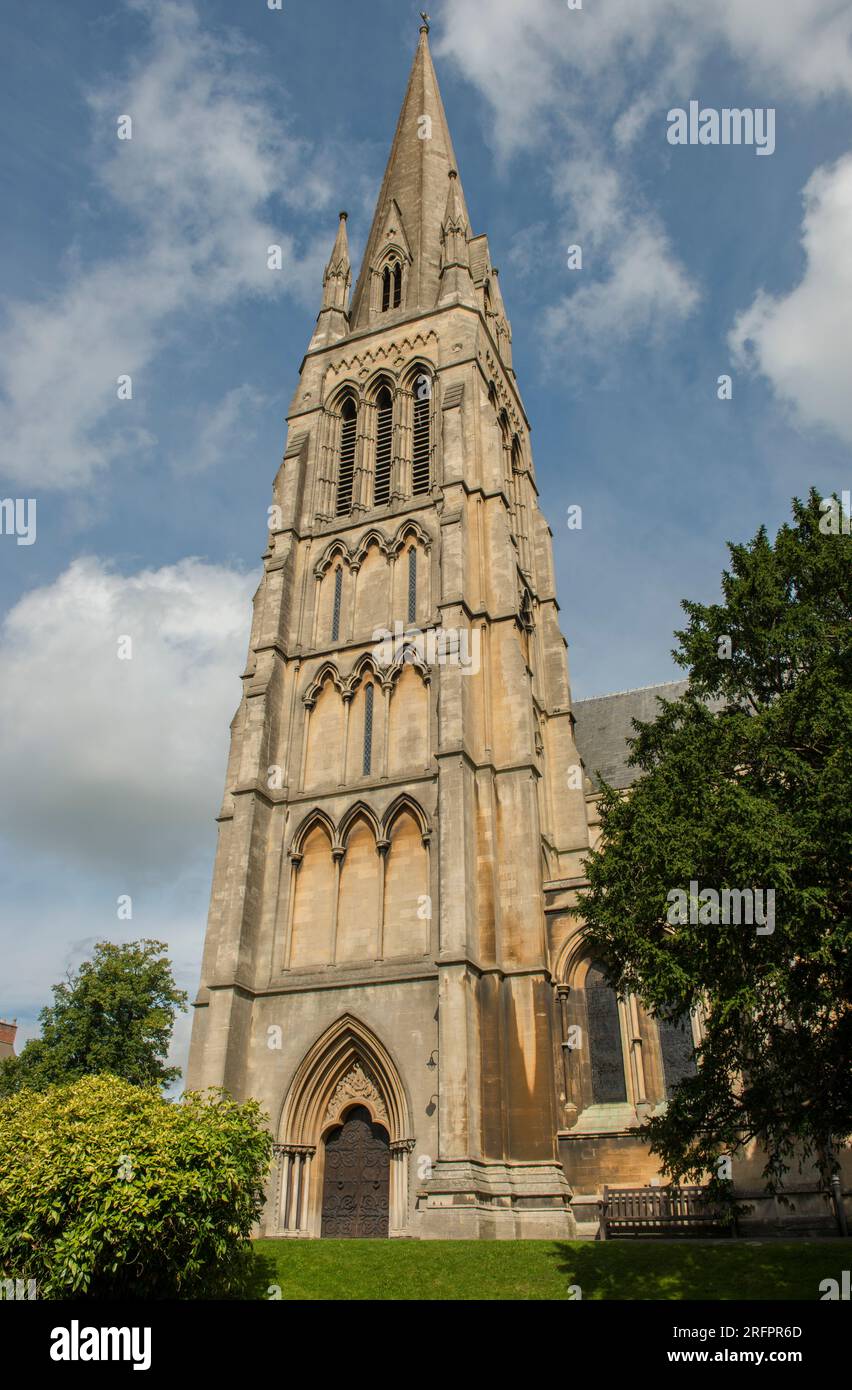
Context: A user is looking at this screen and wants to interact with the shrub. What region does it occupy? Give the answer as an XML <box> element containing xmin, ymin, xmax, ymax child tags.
<box><xmin>0</xmin><ymin>1074</ymin><xmax>272</xmax><ymax>1298</ymax></box>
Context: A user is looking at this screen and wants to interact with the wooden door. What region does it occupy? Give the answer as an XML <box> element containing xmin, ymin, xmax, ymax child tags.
<box><xmin>320</xmin><ymin>1105</ymin><xmax>390</xmax><ymax>1237</ymax></box>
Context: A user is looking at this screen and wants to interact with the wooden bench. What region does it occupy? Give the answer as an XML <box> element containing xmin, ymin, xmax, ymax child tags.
<box><xmin>598</xmin><ymin>1184</ymin><xmax>736</xmax><ymax>1239</ymax></box>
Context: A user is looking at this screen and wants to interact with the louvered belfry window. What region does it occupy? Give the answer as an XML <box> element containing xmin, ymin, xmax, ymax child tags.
<box><xmin>407</xmin><ymin>547</ymin><xmax>417</xmax><ymax>624</ymax></box>
<box><xmin>393</xmin><ymin>261</ymin><xmax>402</xmax><ymax>308</ymax></box>
<box><xmin>412</xmin><ymin>376</ymin><xmax>431</xmax><ymax>494</ymax></box>
<box><xmin>331</xmin><ymin>567</ymin><xmax>343</xmax><ymax>642</ymax></box>
<box><xmin>374</xmin><ymin>387</ymin><xmax>393</xmax><ymax>507</ymax></box>
<box><xmin>362</xmin><ymin>683</ymin><xmax>374</xmax><ymax>776</ymax></box>
<box><xmin>336</xmin><ymin>397</ymin><xmax>357</xmax><ymax>515</ymax></box>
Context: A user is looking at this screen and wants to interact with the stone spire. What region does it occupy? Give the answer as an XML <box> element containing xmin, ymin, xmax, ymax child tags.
<box><xmin>349</xmin><ymin>24</ymin><xmax>472</xmax><ymax>329</ymax></box>
<box><xmin>309</xmin><ymin>211</ymin><xmax>351</xmax><ymax>350</ymax></box>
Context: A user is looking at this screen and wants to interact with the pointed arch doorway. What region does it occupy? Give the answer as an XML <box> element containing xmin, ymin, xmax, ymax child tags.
<box><xmin>275</xmin><ymin>1015</ymin><xmax>414</xmax><ymax>1238</ymax></box>
<box><xmin>321</xmin><ymin>1105</ymin><xmax>390</xmax><ymax>1237</ymax></box>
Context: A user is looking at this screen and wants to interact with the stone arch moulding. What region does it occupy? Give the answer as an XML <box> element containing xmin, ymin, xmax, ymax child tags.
<box><xmin>385</xmin><ymin>648</ymin><xmax>432</xmax><ymax>687</ymax></box>
<box><xmin>555</xmin><ymin>927</ymin><xmax>594</xmax><ymax>988</ymax></box>
<box><xmin>301</xmin><ymin>661</ymin><xmax>345</xmax><ymax>709</ymax></box>
<box><xmin>383</xmin><ymin>792</ymin><xmax>431</xmax><ymax>843</ymax></box>
<box><xmin>390</xmin><ymin>517</ymin><xmax>432</xmax><ymax>555</ymax></box>
<box><xmin>289</xmin><ymin>806</ymin><xmax>337</xmax><ymax>861</ymax></box>
<box><xmin>314</xmin><ymin>539</ymin><xmax>353</xmax><ymax>578</ymax></box>
<box><xmin>274</xmin><ymin>1014</ymin><xmax>415</xmax><ymax>1238</ymax></box>
<box><xmin>365</xmin><ymin>367</ymin><xmax>398</xmax><ymax>399</ymax></box>
<box><xmin>325</xmin><ymin>379</ymin><xmax>363</xmax><ymax>413</ymax></box>
<box><xmin>402</xmin><ymin>356</ymin><xmax>436</xmax><ymax>390</ymax></box>
<box><xmin>337</xmin><ymin>798</ymin><xmax>382</xmax><ymax>847</ymax></box>
<box><xmin>352</xmin><ymin>527</ymin><xmax>392</xmax><ymax>567</ymax></box>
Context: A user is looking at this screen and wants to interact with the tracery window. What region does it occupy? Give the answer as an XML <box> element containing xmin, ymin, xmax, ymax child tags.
<box><xmin>585</xmin><ymin>961</ymin><xmax>628</xmax><ymax>1104</ymax></box>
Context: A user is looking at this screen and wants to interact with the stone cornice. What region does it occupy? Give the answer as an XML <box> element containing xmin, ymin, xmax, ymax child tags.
<box><xmin>436</xmin><ymin>955</ymin><xmax>555</xmax><ymax>983</ymax></box>
<box><xmin>294</xmin><ymin>301</ymin><xmax>527</xmax><ymax>430</ymax></box>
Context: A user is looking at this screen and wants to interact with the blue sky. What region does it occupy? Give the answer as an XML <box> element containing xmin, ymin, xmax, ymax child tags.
<box><xmin>1</xmin><ymin>0</ymin><xmax>850</xmax><ymax>1070</ymax></box>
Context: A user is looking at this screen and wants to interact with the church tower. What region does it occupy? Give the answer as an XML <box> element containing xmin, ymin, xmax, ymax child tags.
<box><xmin>187</xmin><ymin>22</ymin><xmax>593</xmax><ymax>1239</ymax></box>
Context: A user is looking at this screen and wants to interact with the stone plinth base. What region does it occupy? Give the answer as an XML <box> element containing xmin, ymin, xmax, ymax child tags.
<box><xmin>415</xmin><ymin>1159</ymin><xmax>577</xmax><ymax>1239</ymax></box>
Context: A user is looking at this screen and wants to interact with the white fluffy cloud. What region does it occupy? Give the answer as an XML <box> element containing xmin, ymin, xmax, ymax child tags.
<box><xmin>730</xmin><ymin>155</ymin><xmax>852</xmax><ymax>446</ymax></box>
<box><xmin>545</xmin><ymin>216</ymin><xmax>699</xmax><ymax>355</ymax></box>
<box><xmin>540</xmin><ymin>154</ymin><xmax>699</xmax><ymax>357</ymax></box>
<box><xmin>0</xmin><ymin>0</ymin><xmax>330</xmax><ymax>491</ymax></box>
<box><xmin>711</xmin><ymin>0</ymin><xmax>852</xmax><ymax>103</ymax></box>
<box><xmin>436</xmin><ymin>0</ymin><xmax>852</xmax><ymax>157</ymax></box>
<box><xmin>435</xmin><ymin>0</ymin><xmax>852</xmax><ymax>355</ymax></box>
<box><xmin>0</xmin><ymin>556</ymin><xmax>255</xmax><ymax>871</ymax></box>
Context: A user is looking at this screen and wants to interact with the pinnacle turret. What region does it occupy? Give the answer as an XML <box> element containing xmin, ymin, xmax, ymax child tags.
<box><xmin>438</xmin><ymin>169</ymin><xmax>476</xmax><ymax>308</ymax></box>
<box><xmin>488</xmin><ymin>266</ymin><xmax>513</xmax><ymax>369</ymax></box>
<box><xmin>309</xmin><ymin>211</ymin><xmax>351</xmax><ymax>350</ymax></box>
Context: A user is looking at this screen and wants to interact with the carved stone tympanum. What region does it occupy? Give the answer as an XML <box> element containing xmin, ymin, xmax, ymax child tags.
<box><xmin>326</xmin><ymin>1062</ymin><xmax>389</xmax><ymax>1126</ymax></box>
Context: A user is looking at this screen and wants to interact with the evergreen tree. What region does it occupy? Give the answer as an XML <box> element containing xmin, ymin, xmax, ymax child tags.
<box><xmin>582</xmin><ymin>490</ymin><xmax>852</xmax><ymax>1191</ymax></box>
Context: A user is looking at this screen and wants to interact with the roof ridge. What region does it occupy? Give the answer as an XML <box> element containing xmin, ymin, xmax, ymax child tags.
<box><xmin>574</xmin><ymin>679</ymin><xmax>688</xmax><ymax>703</ymax></box>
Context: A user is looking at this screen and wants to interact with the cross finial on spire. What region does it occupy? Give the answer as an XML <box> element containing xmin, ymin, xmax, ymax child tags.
<box><xmin>420</xmin><ymin>12</ymin><xmax>430</xmax><ymax>33</ymax></box>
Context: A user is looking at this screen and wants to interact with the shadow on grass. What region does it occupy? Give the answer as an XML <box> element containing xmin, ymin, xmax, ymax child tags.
<box><xmin>549</xmin><ymin>1239</ymin><xmax>840</xmax><ymax>1301</ymax></box>
<box><xmin>239</xmin><ymin>1247</ymin><xmax>280</xmax><ymax>1300</ymax></box>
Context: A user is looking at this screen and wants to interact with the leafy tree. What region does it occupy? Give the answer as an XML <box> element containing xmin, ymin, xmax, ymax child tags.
<box><xmin>0</xmin><ymin>939</ymin><xmax>187</xmax><ymax>1096</ymax></box>
<box><xmin>0</xmin><ymin>1074</ymin><xmax>272</xmax><ymax>1298</ymax></box>
<box><xmin>581</xmin><ymin>490</ymin><xmax>852</xmax><ymax>1193</ymax></box>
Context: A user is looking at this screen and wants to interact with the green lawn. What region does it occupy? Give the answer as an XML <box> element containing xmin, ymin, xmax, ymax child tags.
<box><xmin>251</xmin><ymin>1238</ymin><xmax>848</xmax><ymax>1301</ymax></box>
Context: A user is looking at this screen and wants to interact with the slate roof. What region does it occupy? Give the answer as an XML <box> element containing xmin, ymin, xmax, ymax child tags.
<box><xmin>572</xmin><ymin>680</ymin><xmax>690</xmax><ymax>790</ymax></box>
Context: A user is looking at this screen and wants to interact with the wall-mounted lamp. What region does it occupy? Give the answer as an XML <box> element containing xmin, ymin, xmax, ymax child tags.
<box><xmin>426</xmin><ymin>1049</ymin><xmax>438</xmax><ymax>1070</ymax></box>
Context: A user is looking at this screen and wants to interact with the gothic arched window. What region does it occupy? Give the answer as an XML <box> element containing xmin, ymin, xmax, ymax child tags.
<box><xmin>412</xmin><ymin>375</ymin><xmax>431</xmax><ymax>495</ymax></box>
<box><xmin>362</xmin><ymin>682</ymin><xmax>375</xmax><ymax>776</ymax></box>
<box><xmin>331</xmin><ymin>566</ymin><xmax>343</xmax><ymax>643</ymax></box>
<box><xmin>374</xmin><ymin>386</ymin><xmax>393</xmax><ymax>507</ymax></box>
<box><xmin>498</xmin><ymin>410</ymin><xmax>513</xmax><ymax>497</ymax></box>
<box><xmin>381</xmin><ymin>261</ymin><xmax>402</xmax><ymax>312</ymax></box>
<box><xmin>407</xmin><ymin>547</ymin><xmax>417</xmax><ymax>624</ymax></box>
<box><xmin>585</xmin><ymin>961</ymin><xmax>627</xmax><ymax>1104</ymax></box>
<box><xmin>336</xmin><ymin>397</ymin><xmax>357</xmax><ymax>516</ymax></box>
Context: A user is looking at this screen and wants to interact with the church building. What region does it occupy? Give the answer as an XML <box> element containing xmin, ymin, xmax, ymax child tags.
<box><xmin>186</xmin><ymin>22</ymin><xmax>703</xmax><ymax>1239</ymax></box>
